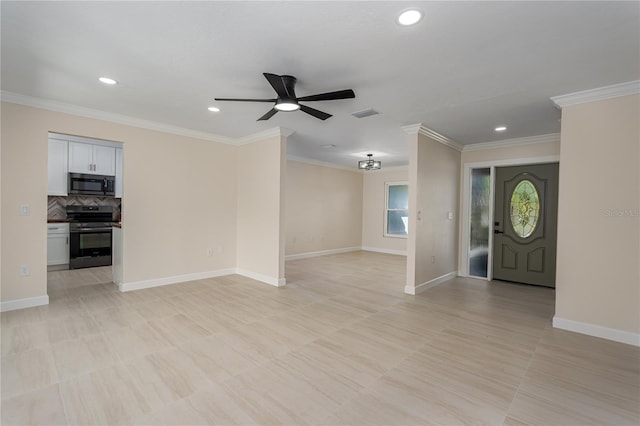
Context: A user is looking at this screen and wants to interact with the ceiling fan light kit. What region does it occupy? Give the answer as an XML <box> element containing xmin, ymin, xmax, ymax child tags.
<box><xmin>274</xmin><ymin>99</ymin><xmax>300</xmax><ymax>111</ymax></box>
<box><xmin>215</xmin><ymin>73</ymin><xmax>355</xmax><ymax>121</ymax></box>
<box><xmin>358</xmin><ymin>154</ymin><xmax>382</xmax><ymax>171</ymax></box>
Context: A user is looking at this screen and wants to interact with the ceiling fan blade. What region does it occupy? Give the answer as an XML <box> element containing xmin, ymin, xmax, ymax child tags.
<box><xmin>263</xmin><ymin>73</ymin><xmax>293</xmax><ymax>99</ymax></box>
<box><xmin>297</xmin><ymin>89</ymin><xmax>355</xmax><ymax>102</ymax></box>
<box><xmin>299</xmin><ymin>104</ymin><xmax>332</xmax><ymax>120</ymax></box>
<box><xmin>257</xmin><ymin>108</ymin><xmax>278</xmax><ymax>121</ymax></box>
<box><xmin>215</xmin><ymin>98</ymin><xmax>276</xmax><ymax>102</ymax></box>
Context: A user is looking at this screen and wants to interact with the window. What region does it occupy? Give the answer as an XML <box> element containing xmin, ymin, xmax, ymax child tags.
<box><xmin>510</xmin><ymin>179</ymin><xmax>540</xmax><ymax>238</ymax></box>
<box><xmin>468</xmin><ymin>168</ymin><xmax>490</xmax><ymax>278</ymax></box>
<box><xmin>385</xmin><ymin>182</ymin><xmax>408</xmax><ymax>237</ymax></box>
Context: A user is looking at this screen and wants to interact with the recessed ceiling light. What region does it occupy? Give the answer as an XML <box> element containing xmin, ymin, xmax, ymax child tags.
<box><xmin>98</xmin><ymin>77</ymin><xmax>117</xmax><ymax>85</ymax></box>
<box><xmin>398</xmin><ymin>9</ymin><xmax>423</xmax><ymax>26</ymax></box>
<box><xmin>207</xmin><ymin>106</ymin><xmax>220</xmax><ymax>112</ymax></box>
<box><xmin>495</xmin><ymin>126</ymin><xmax>507</xmax><ymax>132</ymax></box>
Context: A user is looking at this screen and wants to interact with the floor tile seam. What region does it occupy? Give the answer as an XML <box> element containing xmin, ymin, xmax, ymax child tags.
<box><xmin>48</xmin><ymin>349</ymin><xmax>137</xmax><ymax>385</ymax></box>
<box><xmin>376</xmin><ymin>363</ymin><xmax>516</xmax><ymax>424</ymax></box>
<box><xmin>54</xmin><ymin>349</ymin><xmax>215</xmax><ymax>422</ymax></box>
<box><xmin>519</xmin><ymin>354</ymin><xmax>640</xmax><ymax>403</ymax></box>
<box><xmin>54</xmin><ymin>381</ymin><xmax>72</xmax><ymax>426</ymax></box>
<box><xmin>503</xmin><ymin>327</ymin><xmax>549</xmax><ymax>418</ymax></box>
<box><xmin>1</xmin><ymin>382</ymin><xmax>72</xmax><ymax>425</ymax></box>
<box><xmin>509</xmin><ymin>375</ymin><xmax>640</xmax><ymax>421</ymax></box>
<box><xmin>1</xmin><ymin>337</ymin><xmax>55</xmax><ymax>359</ymax></box>
<box><xmin>527</xmin><ymin>348</ymin><xmax>640</xmax><ymax>379</ymax></box>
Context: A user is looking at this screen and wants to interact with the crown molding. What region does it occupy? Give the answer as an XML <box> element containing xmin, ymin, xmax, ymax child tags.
<box><xmin>463</xmin><ymin>133</ymin><xmax>560</xmax><ymax>152</ymax></box>
<box><xmin>235</xmin><ymin>127</ymin><xmax>295</xmax><ymax>145</ymax></box>
<box><xmin>551</xmin><ymin>80</ymin><xmax>640</xmax><ymax>108</ymax></box>
<box><xmin>1</xmin><ymin>90</ymin><xmax>235</xmax><ymax>144</ymax></box>
<box><xmin>2</xmin><ymin>91</ymin><xmax>297</xmax><ymax>146</ymax></box>
<box><xmin>401</xmin><ymin>123</ymin><xmax>463</xmax><ymax>152</ymax></box>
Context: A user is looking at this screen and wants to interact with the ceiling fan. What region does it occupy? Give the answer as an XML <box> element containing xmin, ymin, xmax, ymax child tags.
<box><xmin>215</xmin><ymin>73</ymin><xmax>355</xmax><ymax>121</ymax></box>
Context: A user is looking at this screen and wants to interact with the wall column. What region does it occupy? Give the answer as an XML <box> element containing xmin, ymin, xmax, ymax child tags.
<box><xmin>236</xmin><ymin>127</ymin><xmax>292</xmax><ymax>286</ymax></box>
<box><xmin>403</xmin><ymin>124</ymin><xmax>462</xmax><ymax>295</ymax></box>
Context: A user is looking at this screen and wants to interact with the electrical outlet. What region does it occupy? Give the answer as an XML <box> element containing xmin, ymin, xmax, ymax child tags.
<box><xmin>20</xmin><ymin>204</ymin><xmax>30</xmax><ymax>216</ymax></box>
<box><xmin>19</xmin><ymin>265</ymin><xmax>30</xmax><ymax>276</ymax></box>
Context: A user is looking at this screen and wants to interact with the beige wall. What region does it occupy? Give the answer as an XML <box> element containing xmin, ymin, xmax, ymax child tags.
<box><xmin>361</xmin><ymin>168</ymin><xmax>408</xmax><ymax>254</ymax></box>
<box><xmin>461</xmin><ymin>139</ymin><xmax>560</xmax><ymax>164</ymax></box>
<box><xmin>407</xmin><ymin>131</ymin><xmax>461</xmax><ymax>293</ymax></box>
<box><xmin>1</xmin><ymin>102</ymin><xmax>238</xmax><ymax>303</ymax></box>
<box><xmin>555</xmin><ymin>94</ymin><xmax>639</xmax><ymax>335</ymax></box>
<box><xmin>236</xmin><ymin>136</ymin><xmax>286</xmax><ymax>284</ymax></box>
<box><xmin>285</xmin><ymin>160</ymin><xmax>362</xmax><ymax>256</ymax></box>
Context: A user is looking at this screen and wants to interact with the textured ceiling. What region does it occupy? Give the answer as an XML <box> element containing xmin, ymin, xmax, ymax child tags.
<box><xmin>2</xmin><ymin>1</ymin><xmax>639</xmax><ymax>167</ymax></box>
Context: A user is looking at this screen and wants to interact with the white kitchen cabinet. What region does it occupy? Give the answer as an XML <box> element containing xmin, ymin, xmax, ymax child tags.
<box><xmin>68</xmin><ymin>142</ymin><xmax>116</xmax><ymax>175</ymax></box>
<box><xmin>115</xmin><ymin>147</ymin><xmax>123</xmax><ymax>198</ymax></box>
<box><xmin>48</xmin><ymin>138</ymin><xmax>68</xmax><ymax>196</ymax></box>
<box><xmin>47</xmin><ymin>223</ymin><xmax>69</xmax><ymax>266</ymax></box>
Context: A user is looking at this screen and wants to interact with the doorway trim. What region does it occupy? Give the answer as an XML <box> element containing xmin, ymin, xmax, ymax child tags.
<box><xmin>460</xmin><ymin>155</ymin><xmax>560</xmax><ymax>280</ymax></box>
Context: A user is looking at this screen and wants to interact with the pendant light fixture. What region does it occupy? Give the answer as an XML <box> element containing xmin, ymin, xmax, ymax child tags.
<box><xmin>358</xmin><ymin>154</ymin><xmax>381</xmax><ymax>170</ymax></box>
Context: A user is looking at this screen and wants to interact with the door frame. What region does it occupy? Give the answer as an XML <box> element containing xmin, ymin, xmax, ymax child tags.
<box><xmin>460</xmin><ymin>155</ymin><xmax>560</xmax><ymax>280</ymax></box>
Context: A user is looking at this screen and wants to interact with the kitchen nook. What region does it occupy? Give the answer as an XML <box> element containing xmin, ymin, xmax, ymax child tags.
<box><xmin>47</xmin><ymin>132</ymin><xmax>123</xmax><ymax>292</ymax></box>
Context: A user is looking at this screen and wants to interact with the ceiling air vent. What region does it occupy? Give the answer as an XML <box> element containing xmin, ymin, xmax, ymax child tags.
<box><xmin>351</xmin><ymin>108</ymin><xmax>379</xmax><ymax>118</ymax></box>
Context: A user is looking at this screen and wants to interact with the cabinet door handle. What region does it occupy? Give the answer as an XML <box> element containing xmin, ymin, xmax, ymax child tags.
<box><xmin>66</xmin><ymin>237</ymin><xmax>69</xmax><ymax>245</ymax></box>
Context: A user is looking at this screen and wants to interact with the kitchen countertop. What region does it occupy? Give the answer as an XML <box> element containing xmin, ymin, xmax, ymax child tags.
<box><xmin>47</xmin><ymin>219</ymin><xmax>69</xmax><ymax>223</ymax></box>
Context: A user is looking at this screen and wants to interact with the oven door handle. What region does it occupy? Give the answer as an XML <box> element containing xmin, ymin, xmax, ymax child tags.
<box><xmin>71</xmin><ymin>227</ymin><xmax>113</xmax><ymax>232</ymax></box>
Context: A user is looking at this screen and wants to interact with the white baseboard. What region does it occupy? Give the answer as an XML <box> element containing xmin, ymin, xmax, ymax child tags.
<box><xmin>361</xmin><ymin>246</ymin><xmax>408</xmax><ymax>256</ymax></box>
<box><xmin>118</xmin><ymin>268</ymin><xmax>236</xmax><ymax>292</ymax></box>
<box><xmin>404</xmin><ymin>271</ymin><xmax>457</xmax><ymax>295</ymax></box>
<box><xmin>552</xmin><ymin>316</ymin><xmax>640</xmax><ymax>347</ymax></box>
<box><xmin>1</xmin><ymin>295</ymin><xmax>49</xmax><ymax>312</ymax></box>
<box><xmin>235</xmin><ymin>268</ymin><xmax>286</xmax><ymax>287</ymax></box>
<box><xmin>285</xmin><ymin>246</ymin><xmax>361</xmax><ymax>261</ymax></box>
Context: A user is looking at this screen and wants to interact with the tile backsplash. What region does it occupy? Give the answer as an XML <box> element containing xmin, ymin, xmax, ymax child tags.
<box><xmin>48</xmin><ymin>196</ymin><xmax>122</xmax><ymax>220</ymax></box>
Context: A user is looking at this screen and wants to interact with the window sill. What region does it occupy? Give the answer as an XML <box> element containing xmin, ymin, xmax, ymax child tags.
<box><xmin>384</xmin><ymin>234</ymin><xmax>408</xmax><ymax>239</ymax></box>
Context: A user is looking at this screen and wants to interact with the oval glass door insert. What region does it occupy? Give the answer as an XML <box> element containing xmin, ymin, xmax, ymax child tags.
<box><xmin>510</xmin><ymin>179</ymin><xmax>540</xmax><ymax>238</ymax></box>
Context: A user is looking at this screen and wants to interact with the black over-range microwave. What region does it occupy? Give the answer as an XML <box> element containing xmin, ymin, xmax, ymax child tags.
<box><xmin>68</xmin><ymin>173</ymin><xmax>115</xmax><ymax>196</ymax></box>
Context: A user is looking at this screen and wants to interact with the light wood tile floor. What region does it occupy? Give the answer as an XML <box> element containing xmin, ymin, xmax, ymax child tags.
<box><xmin>2</xmin><ymin>251</ymin><xmax>639</xmax><ymax>425</ymax></box>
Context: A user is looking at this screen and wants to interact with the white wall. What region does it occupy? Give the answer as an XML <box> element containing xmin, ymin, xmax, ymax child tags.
<box><xmin>285</xmin><ymin>160</ymin><xmax>362</xmax><ymax>257</ymax></box>
<box><xmin>361</xmin><ymin>168</ymin><xmax>408</xmax><ymax>255</ymax></box>
<box><xmin>554</xmin><ymin>93</ymin><xmax>639</xmax><ymax>343</ymax></box>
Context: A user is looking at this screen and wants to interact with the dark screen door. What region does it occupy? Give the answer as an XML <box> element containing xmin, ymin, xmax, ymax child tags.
<box><xmin>492</xmin><ymin>163</ymin><xmax>559</xmax><ymax>287</ymax></box>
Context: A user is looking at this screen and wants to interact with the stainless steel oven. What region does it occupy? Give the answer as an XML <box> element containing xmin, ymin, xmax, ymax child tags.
<box><xmin>66</xmin><ymin>206</ymin><xmax>115</xmax><ymax>269</ymax></box>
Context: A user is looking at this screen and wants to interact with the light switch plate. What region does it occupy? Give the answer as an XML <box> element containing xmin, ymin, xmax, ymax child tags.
<box><xmin>20</xmin><ymin>204</ymin><xmax>30</xmax><ymax>216</ymax></box>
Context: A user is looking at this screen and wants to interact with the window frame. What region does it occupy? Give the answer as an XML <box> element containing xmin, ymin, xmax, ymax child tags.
<box><xmin>384</xmin><ymin>181</ymin><xmax>409</xmax><ymax>239</ymax></box>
